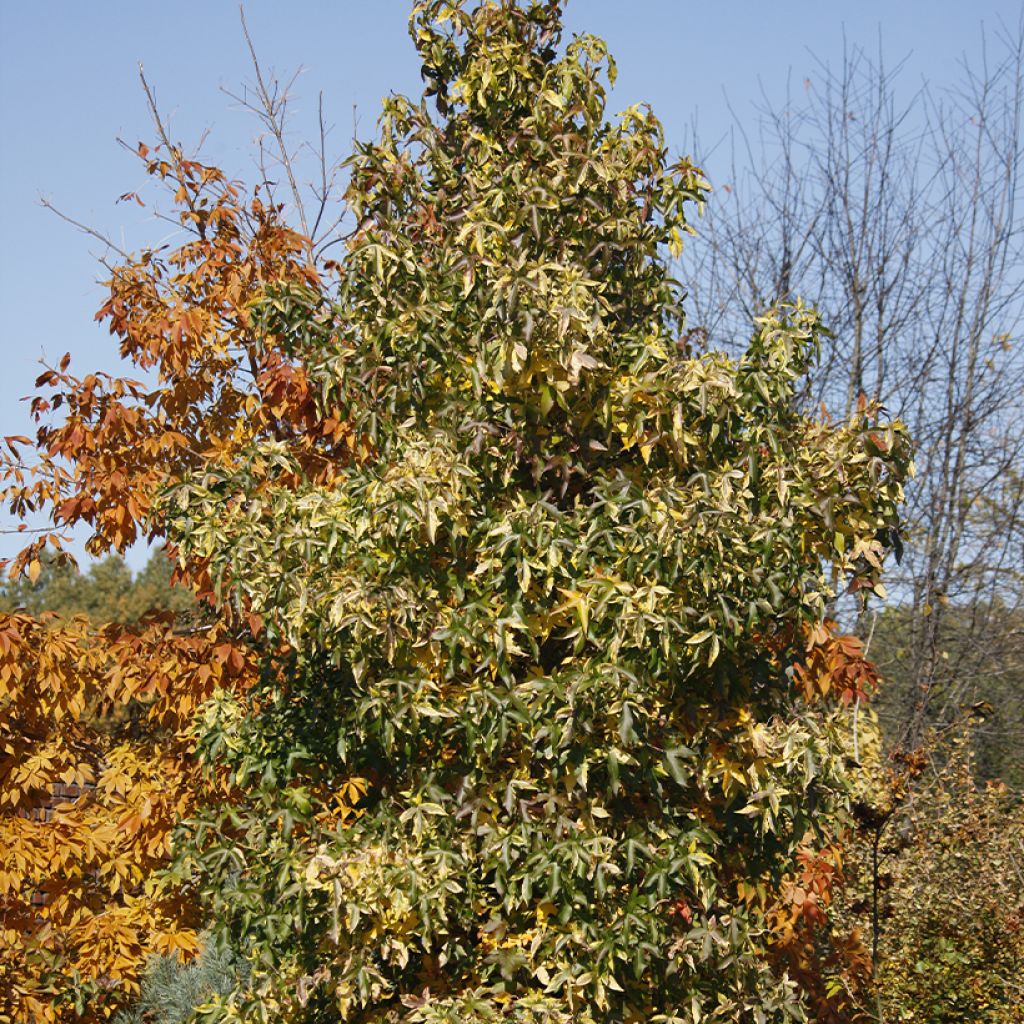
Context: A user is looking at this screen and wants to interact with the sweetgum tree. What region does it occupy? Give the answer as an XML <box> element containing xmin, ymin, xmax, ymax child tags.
<box><xmin>153</xmin><ymin>0</ymin><xmax>909</xmax><ymax>1020</ymax></box>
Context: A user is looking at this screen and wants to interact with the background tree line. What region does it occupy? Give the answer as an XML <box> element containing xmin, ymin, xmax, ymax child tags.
<box><xmin>0</xmin><ymin>549</ymin><xmax>193</xmax><ymax>625</ymax></box>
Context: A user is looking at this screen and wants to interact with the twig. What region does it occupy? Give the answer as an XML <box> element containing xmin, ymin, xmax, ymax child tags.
<box><xmin>236</xmin><ymin>4</ymin><xmax>311</xmax><ymax>247</ymax></box>
<box><xmin>39</xmin><ymin>198</ymin><xmax>130</xmax><ymax>261</ymax></box>
<box><xmin>853</xmin><ymin>609</ymin><xmax>879</xmax><ymax>763</ymax></box>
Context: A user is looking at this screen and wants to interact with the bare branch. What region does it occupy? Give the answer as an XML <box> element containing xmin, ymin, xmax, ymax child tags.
<box><xmin>39</xmin><ymin>197</ymin><xmax>130</xmax><ymax>261</ymax></box>
<box><xmin>233</xmin><ymin>3</ymin><xmax>312</xmax><ymax>251</ymax></box>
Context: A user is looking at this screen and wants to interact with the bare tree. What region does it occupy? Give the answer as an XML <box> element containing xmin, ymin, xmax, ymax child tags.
<box><xmin>683</xmin><ymin>21</ymin><xmax>1024</xmax><ymax>763</ymax></box>
<box><xmin>222</xmin><ymin>5</ymin><xmax>350</xmax><ymax>261</ymax></box>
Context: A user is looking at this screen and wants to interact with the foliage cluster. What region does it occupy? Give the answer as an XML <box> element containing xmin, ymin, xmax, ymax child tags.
<box><xmin>0</xmin><ymin>613</ymin><xmax>256</xmax><ymax>1022</ymax></box>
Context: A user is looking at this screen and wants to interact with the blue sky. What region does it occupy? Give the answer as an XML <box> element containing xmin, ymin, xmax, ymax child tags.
<box><xmin>1</xmin><ymin>0</ymin><xmax>1020</xmax><ymax>566</ymax></box>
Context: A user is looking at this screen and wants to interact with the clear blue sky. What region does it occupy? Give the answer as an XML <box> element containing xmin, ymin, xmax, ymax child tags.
<box><xmin>1</xmin><ymin>0</ymin><xmax>1020</xmax><ymax>566</ymax></box>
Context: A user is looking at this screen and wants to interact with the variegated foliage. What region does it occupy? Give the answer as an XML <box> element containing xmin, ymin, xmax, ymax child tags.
<box><xmin>155</xmin><ymin>3</ymin><xmax>912</xmax><ymax>1022</ymax></box>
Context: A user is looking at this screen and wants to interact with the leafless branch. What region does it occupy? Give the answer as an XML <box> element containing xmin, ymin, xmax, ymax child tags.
<box><xmin>230</xmin><ymin>4</ymin><xmax>312</xmax><ymax>250</ymax></box>
<box><xmin>38</xmin><ymin>197</ymin><xmax>129</xmax><ymax>261</ymax></box>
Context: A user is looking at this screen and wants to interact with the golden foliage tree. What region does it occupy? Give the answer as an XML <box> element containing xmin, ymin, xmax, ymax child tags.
<box><xmin>0</xmin><ymin>613</ymin><xmax>257</xmax><ymax>1022</ymax></box>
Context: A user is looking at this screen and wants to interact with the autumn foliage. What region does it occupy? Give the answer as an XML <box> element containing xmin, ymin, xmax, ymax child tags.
<box><xmin>0</xmin><ymin>2</ymin><xmax>919</xmax><ymax>1022</ymax></box>
<box><xmin>0</xmin><ymin>612</ymin><xmax>256</xmax><ymax>1022</ymax></box>
<box><xmin>2</xmin><ymin>144</ymin><xmax>350</xmax><ymax>581</ymax></box>
<box><xmin>0</xmin><ymin>139</ymin><xmax>341</xmax><ymax>1021</ymax></box>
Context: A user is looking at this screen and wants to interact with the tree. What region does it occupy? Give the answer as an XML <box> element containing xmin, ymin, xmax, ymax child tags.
<box><xmin>0</xmin><ymin>64</ymin><xmax>336</xmax><ymax>1024</ymax></box>
<box><xmin>681</xmin><ymin>28</ymin><xmax>1024</xmax><ymax>764</ymax></box>
<box><xmin>0</xmin><ymin>549</ymin><xmax>194</xmax><ymax>624</ymax></box>
<box><xmin>151</xmin><ymin>2</ymin><xmax>910</xmax><ymax>1020</ymax></box>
